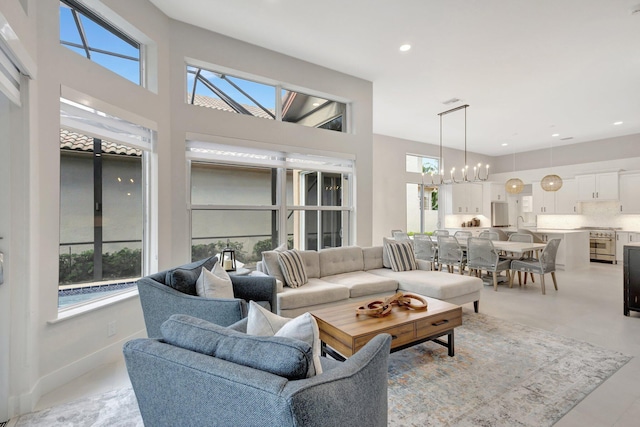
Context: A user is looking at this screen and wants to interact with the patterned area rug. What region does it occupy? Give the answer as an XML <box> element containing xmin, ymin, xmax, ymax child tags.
<box><xmin>15</xmin><ymin>312</ymin><xmax>630</xmax><ymax>427</ymax></box>
<box><xmin>387</xmin><ymin>311</ymin><xmax>631</xmax><ymax>426</ymax></box>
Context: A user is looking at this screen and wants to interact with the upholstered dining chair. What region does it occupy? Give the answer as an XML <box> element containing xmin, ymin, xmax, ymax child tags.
<box><xmin>454</xmin><ymin>230</ymin><xmax>473</xmax><ymax>240</ymax></box>
<box><xmin>466</xmin><ymin>237</ymin><xmax>511</xmax><ymax>291</ymax></box>
<box><xmin>505</xmin><ymin>233</ymin><xmax>535</xmax><ymax>285</ymax></box>
<box><xmin>478</xmin><ymin>230</ymin><xmax>499</xmax><ymax>241</ymax></box>
<box><xmin>392</xmin><ymin>231</ymin><xmax>411</xmax><ymax>241</ymax></box>
<box><xmin>510</xmin><ymin>238</ymin><xmax>560</xmax><ymax>295</ymax></box>
<box><xmin>413</xmin><ymin>234</ymin><xmax>438</xmax><ymax>271</ymax></box>
<box><xmin>489</xmin><ymin>228</ymin><xmax>510</xmax><ymax>241</ymax></box>
<box><xmin>437</xmin><ymin>235</ymin><xmax>466</xmax><ymax>274</ymax></box>
<box><xmin>432</xmin><ymin>229</ymin><xmax>449</xmax><ymax>237</ymax></box>
<box><xmin>516</xmin><ymin>228</ymin><xmax>545</xmax><ymax>243</ymax></box>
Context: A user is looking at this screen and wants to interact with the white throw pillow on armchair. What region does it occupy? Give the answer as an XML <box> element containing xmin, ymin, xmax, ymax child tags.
<box><xmin>246</xmin><ymin>301</ymin><xmax>322</xmax><ymax>377</ymax></box>
<box><xmin>195</xmin><ymin>261</ymin><xmax>234</xmax><ymax>299</ymax></box>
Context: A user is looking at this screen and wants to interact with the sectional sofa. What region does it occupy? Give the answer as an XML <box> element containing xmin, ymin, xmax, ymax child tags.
<box><xmin>257</xmin><ymin>245</ymin><xmax>484</xmax><ymax>318</ymax></box>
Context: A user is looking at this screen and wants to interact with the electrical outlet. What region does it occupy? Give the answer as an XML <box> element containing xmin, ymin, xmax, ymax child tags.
<box><xmin>108</xmin><ymin>321</ymin><xmax>117</xmax><ymax>337</ymax></box>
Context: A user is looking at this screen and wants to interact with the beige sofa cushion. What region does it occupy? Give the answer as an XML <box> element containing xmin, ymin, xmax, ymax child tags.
<box><xmin>321</xmin><ymin>271</ymin><xmax>398</xmax><ymax>298</ymax></box>
<box><xmin>369</xmin><ymin>269</ymin><xmax>483</xmax><ymax>300</ymax></box>
<box><xmin>319</xmin><ymin>246</ymin><xmax>364</xmax><ymax>277</ymax></box>
<box><xmin>277</xmin><ymin>278</ymin><xmax>350</xmax><ymax>311</ymax></box>
<box><xmin>362</xmin><ymin>246</ymin><xmax>384</xmax><ymax>271</ymax></box>
<box><xmin>299</xmin><ymin>250</ymin><xmax>320</xmax><ymax>279</ymax></box>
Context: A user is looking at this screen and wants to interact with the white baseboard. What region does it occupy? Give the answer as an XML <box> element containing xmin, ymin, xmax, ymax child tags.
<box><xmin>8</xmin><ymin>329</ymin><xmax>145</xmax><ymax>419</ymax></box>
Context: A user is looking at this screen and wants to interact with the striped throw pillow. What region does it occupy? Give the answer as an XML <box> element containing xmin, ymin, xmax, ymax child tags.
<box><xmin>385</xmin><ymin>240</ymin><xmax>418</xmax><ymax>272</ymax></box>
<box><xmin>278</xmin><ymin>249</ymin><xmax>308</xmax><ymax>288</ymax></box>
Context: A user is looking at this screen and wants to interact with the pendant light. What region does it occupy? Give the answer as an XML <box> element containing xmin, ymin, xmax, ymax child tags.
<box><xmin>437</xmin><ymin>104</ymin><xmax>489</xmax><ymax>184</ymax></box>
<box><xmin>541</xmin><ymin>140</ymin><xmax>563</xmax><ymax>192</ymax></box>
<box><xmin>505</xmin><ymin>147</ymin><xmax>524</xmax><ymax>194</ymax></box>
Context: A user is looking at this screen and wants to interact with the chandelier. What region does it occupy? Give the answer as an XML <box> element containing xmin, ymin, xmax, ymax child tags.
<box><xmin>427</xmin><ymin>104</ymin><xmax>489</xmax><ymax>185</ymax></box>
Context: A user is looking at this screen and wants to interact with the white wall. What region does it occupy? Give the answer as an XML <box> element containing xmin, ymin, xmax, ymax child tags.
<box><xmin>2</xmin><ymin>0</ymin><xmax>375</xmax><ymax>418</ymax></box>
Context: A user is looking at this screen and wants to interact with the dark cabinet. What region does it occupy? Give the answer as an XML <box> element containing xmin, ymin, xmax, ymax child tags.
<box><xmin>624</xmin><ymin>244</ymin><xmax>640</xmax><ymax>316</ymax></box>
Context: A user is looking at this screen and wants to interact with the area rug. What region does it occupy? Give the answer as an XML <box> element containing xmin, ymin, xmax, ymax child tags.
<box><xmin>14</xmin><ymin>311</ymin><xmax>631</xmax><ymax>426</ymax></box>
<box><xmin>387</xmin><ymin>311</ymin><xmax>631</xmax><ymax>426</ymax></box>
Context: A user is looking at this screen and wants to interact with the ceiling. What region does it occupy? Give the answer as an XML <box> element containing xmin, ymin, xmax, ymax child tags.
<box><xmin>148</xmin><ymin>0</ymin><xmax>640</xmax><ymax>156</ymax></box>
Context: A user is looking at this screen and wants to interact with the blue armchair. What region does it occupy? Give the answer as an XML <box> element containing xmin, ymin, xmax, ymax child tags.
<box><xmin>137</xmin><ymin>256</ymin><xmax>278</xmax><ymax>338</ymax></box>
<box><xmin>123</xmin><ymin>314</ymin><xmax>391</xmax><ymax>427</ymax></box>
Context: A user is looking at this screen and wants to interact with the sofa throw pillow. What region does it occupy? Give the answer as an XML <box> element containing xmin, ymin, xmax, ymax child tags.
<box><xmin>165</xmin><ymin>255</ymin><xmax>218</xmax><ymax>295</ymax></box>
<box><xmin>161</xmin><ymin>314</ymin><xmax>313</xmax><ymax>381</ymax></box>
<box><xmin>382</xmin><ymin>237</ymin><xmax>395</xmax><ymax>269</ymax></box>
<box><xmin>277</xmin><ymin>249</ymin><xmax>308</xmax><ymax>288</ymax></box>
<box><xmin>247</xmin><ymin>301</ymin><xmax>322</xmax><ymax>377</ymax></box>
<box><xmin>385</xmin><ymin>240</ymin><xmax>418</xmax><ymax>272</ymax></box>
<box><xmin>195</xmin><ymin>261</ymin><xmax>234</xmax><ymax>299</ymax></box>
<box><xmin>261</xmin><ymin>242</ymin><xmax>288</xmax><ymax>288</ymax></box>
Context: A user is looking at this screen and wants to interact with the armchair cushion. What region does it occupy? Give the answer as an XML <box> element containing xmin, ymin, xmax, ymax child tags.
<box><xmin>165</xmin><ymin>255</ymin><xmax>218</xmax><ymax>295</ymax></box>
<box><xmin>161</xmin><ymin>314</ymin><xmax>313</xmax><ymax>381</ymax></box>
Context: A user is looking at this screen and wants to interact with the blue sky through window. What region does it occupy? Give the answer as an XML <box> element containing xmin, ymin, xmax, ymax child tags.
<box><xmin>187</xmin><ymin>66</ymin><xmax>276</xmax><ymax>110</ymax></box>
<box><xmin>59</xmin><ymin>3</ymin><xmax>140</xmax><ymax>85</ymax></box>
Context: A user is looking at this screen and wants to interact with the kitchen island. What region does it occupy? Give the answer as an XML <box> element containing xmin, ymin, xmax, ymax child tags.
<box><xmin>522</xmin><ymin>229</ymin><xmax>590</xmax><ymax>271</ymax></box>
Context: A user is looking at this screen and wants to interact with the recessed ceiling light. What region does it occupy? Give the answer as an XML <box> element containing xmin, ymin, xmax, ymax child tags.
<box><xmin>552</xmin><ymin>133</ymin><xmax>559</xmax><ymax>137</ymax></box>
<box><xmin>501</xmin><ymin>143</ymin><xmax>508</xmax><ymax>146</ymax></box>
<box><xmin>312</xmin><ymin>102</ymin><xmax>320</xmax><ymax>107</ymax></box>
<box><xmin>399</xmin><ymin>44</ymin><xmax>411</xmax><ymax>52</ymax></box>
<box><xmin>614</xmin><ymin>121</ymin><xmax>623</xmax><ymax>125</ymax></box>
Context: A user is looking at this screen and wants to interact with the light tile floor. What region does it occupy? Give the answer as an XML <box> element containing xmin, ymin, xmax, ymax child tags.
<box><xmin>27</xmin><ymin>262</ymin><xmax>640</xmax><ymax>426</ymax></box>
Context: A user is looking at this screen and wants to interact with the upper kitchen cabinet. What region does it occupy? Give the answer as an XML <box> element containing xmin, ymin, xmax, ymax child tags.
<box><xmin>532</xmin><ymin>181</ymin><xmax>556</xmax><ymax>214</ymax></box>
<box><xmin>576</xmin><ymin>172</ymin><xmax>619</xmax><ymax>201</ymax></box>
<box><xmin>555</xmin><ymin>178</ymin><xmax>581</xmax><ymax>214</ymax></box>
<box><xmin>619</xmin><ymin>173</ymin><xmax>640</xmax><ymax>214</ymax></box>
<box><xmin>489</xmin><ymin>183</ymin><xmax>506</xmax><ymax>201</ymax></box>
<box><xmin>444</xmin><ymin>183</ymin><xmax>483</xmax><ymax>214</ymax></box>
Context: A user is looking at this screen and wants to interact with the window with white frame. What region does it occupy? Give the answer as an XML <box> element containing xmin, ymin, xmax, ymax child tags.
<box><xmin>187</xmin><ymin>142</ymin><xmax>354</xmax><ymax>266</ymax></box>
<box><xmin>59</xmin><ymin>0</ymin><xmax>142</xmax><ymax>85</ymax></box>
<box><xmin>406</xmin><ymin>154</ymin><xmax>439</xmax><ymax>233</ymax></box>
<box><xmin>186</xmin><ymin>64</ymin><xmax>348</xmax><ymax>133</ymax></box>
<box><xmin>58</xmin><ymin>98</ymin><xmax>153</xmax><ymax>309</ymax></box>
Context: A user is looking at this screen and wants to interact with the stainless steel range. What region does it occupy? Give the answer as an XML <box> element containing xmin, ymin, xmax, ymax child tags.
<box><xmin>580</xmin><ymin>227</ymin><xmax>620</xmax><ymax>263</ymax></box>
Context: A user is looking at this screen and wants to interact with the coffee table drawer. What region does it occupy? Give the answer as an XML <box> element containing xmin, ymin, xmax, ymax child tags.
<box><xmin>354</xmin><ymin>322</ymin><xmax>415</xmax><ymax>352</ymax></box>
<box><xmin>415</xmin><ymin>309</ymin><xmax>462</xmax><ymax>339</ymax></box>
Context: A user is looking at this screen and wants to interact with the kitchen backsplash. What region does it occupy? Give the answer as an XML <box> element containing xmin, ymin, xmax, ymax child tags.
<box><xmin>537</xmin><ymin>201</ymin><xmax>640</xmax><ymax>231</ymax></box>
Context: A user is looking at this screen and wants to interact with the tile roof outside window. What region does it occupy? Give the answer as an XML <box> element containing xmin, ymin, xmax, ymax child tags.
<box><xmin>59</xmin><ymin>129</ymin><xmax>142</xmax><ymax>156</ymax></box>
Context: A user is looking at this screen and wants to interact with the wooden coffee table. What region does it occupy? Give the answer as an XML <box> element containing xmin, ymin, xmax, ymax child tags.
<box><xmin>310</xmin><ymin>295</ymin><xmax>462</xmax><ymax>361</ymax></box>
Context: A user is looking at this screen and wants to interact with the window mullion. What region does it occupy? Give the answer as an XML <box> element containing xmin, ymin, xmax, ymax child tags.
<box><xmin>275</xmin><ymin>84</ymin><xmax>283</xmax><ymax>122</ymax></box>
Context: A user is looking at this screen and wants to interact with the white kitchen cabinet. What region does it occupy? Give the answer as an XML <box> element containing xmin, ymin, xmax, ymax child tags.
<box><xmin>490</xmin><ymin>183</ymin><xmax>506</xmax><ymax>201</ymax></box>
<box><xmin>447</xmin><ymin>183</ymin><xmax>483</xmax><ymax>214</ymax></box>
<box><xmin>532</xmin><ymin>182</ymin><xmax>556</xmax><ymax>214</ymax></box>
<box><xmin>554</xmin><ymin>179</ymin><xmax>581</xmax><ymax>214</ymax></box>
<box><xmin>576</xmin><ymin>172</ymin><xmax>619</xmax><ymax>201</ymax></box>
<box><xmin>619</xmin><ymin>174</ymin><xmax>640</xmax><ymax>214</ymax></box>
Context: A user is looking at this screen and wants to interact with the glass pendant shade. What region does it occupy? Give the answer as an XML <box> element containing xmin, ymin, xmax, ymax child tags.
<box><xmin>505</xmin><ymin>178</ymin><xmax>525</xmax><ymax>194</ymax></box>
<box><xmin>541</xmin><ymin>174</ymin><xmax>563</xmax><ymax>192</ymax></box>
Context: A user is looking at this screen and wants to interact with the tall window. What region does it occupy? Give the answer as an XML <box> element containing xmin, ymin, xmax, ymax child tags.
<box><xmin>188</xmin><ymin>143</ymin><xmax>353</xmax><ymax>264</ymax></box>
<box><xmin>59</xmin><ymin>0</ymin><xmax>142</xmax><ymax>85</ymax></box>
<box><xmin>406</xmin><ymin>154</ymin><xmax>439</xmax><ymax>233</ymax></box>
<box><xmin>59</xmin><ymin>98</ymin><xmax>153</xmax><ymax>308</ymax></box>
<box><xmin>186</xmin><ymin>64</ymin><xmax>348</xmax><ymax>133</ymax></box>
